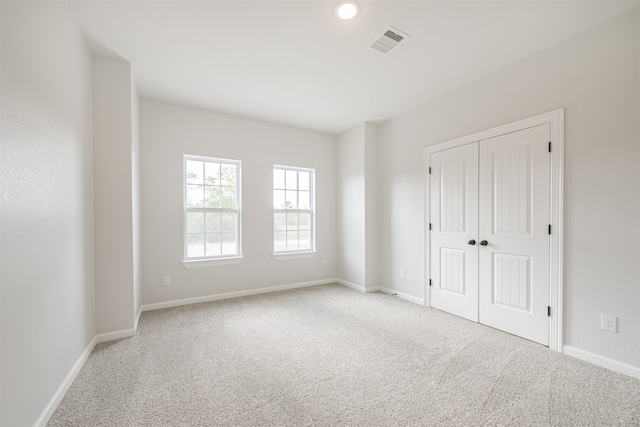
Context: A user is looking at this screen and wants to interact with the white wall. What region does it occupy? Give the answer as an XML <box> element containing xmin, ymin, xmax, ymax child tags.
<box><xmin>380</xmin><ymin>8</ymin><xmax>640</xmax><ymax>368</ymax></box>
<box><xmin>140</xmin><ymin>99</ymin><xmax>337</xmax><ymax>304</ymax></box>
<box><xmin>92</xmin><ymin>56</ymin><xmax>137</xmax><ymax>334</ymax></box>
<box><xmin>337</xmin><ymin>123</ymin><xmax>382</xmax><ymax>290</ymax></box>
<box><xmin>0</xmin><ymin>2</ymin><xmax>95</xmax><ymax>425</ymax></box>
<box><xmin>132</xmin><ymin>75</ymin><xmax>142</xmax><ymax>322</ymax></box>
<box><xmin>364</xmin><ymin>123</ymin><xmax>381</xmax><ymax>290</ymax></box>
<box><xmin>337</xmin><ymin>125</ymin><xmax>366</xmax><ymax>286</ymax></box>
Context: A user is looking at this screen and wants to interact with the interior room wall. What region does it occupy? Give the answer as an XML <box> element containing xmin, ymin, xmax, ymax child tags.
<box><xmin>92</xmin><ymin>56</ymin><xmax>137</xmax><ymax>335</ymax></box>
<box><xmin>132</xmin><ymin>75</ymin><xmax>142</xmax><ymax>322</ymax></box>
<box><xmin>337</xmin><ymin>123</ymin><xmax>382</xmax><ymax>291</ymax></box>
<box><xmin>364</xmin><ymin>123</ymin><xmax>382</xmax><ymax>290</ymax></box>
<box><xmin>337</xmin><ymin>124</ymin><xmax>366</xmax><ymax>287</ymax></box>
<box><xmin>0</xmin><ymin>2</ymin><xmax>95</xmax><ymax>425</ymax></box>
<box><xmin>140</xmin><ymin>99</ymin><xmax>337</xmax><ymax>305</ymax></box>
<box><xmin>380</xmin><ymin>8</ymin><xmax>640</xmax><ymax>368</ymax></box>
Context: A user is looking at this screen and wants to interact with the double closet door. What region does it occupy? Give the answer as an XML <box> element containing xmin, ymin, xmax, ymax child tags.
<box><xmin>429</xmin><ymin>124</ymin><xmax>551</xmax><ymax>346</ymax></box>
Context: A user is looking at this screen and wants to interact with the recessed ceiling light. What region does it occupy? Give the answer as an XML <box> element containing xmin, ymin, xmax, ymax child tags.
<box><xmin>335</xmin><ymin>1</ymin><xmax>359</xmax><ymax>21</ymax></box>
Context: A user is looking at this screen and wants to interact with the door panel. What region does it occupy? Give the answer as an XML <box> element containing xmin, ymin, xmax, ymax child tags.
<box><xmin>430</xmin><ymin>143</ymin><xmax>478</xmax><ymax>322</ymax></box>
<box><xmin>478</xmin><ymin>124</ymin><xmax>550</xmax><ymax>345</ymax></box>
<box><xmin>493</xmin><ymin>144</ymin><xmax>531</xmax><ymax>234</ymax></box>
<box><xmin>440</xmin><ymin>248</ymin><xmax>467</xmax><ymax>295</ymax></box>
<box><xmin>492</xmin><ymin>253</ymin><xmax>531</xmax><ymax>311</ymax></box>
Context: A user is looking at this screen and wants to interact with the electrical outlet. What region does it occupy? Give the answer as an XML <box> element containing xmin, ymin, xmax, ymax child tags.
<box><xmin>400</xmin><ymin>269</ymin><xmax>405</xmax><ymax>279</ymax></box>
<box><xmin>322</xmin><ymin>260</ymin><xmax>327</xmax><ymax>268</ymax></box>
<box><xmin>163</xmin><ymin>275</ymin><xmax>171</xmax><ymax>286</ymax></box>
<box><xmin>601</xmin><ymin>314</ymin><xmax>617</xmax><ymax>333</ymax></box>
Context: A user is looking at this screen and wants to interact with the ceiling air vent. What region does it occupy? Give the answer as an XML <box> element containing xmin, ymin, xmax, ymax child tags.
<box><xmin>369</xmin><ymin>26</ymin><xmax>410</xmax><ymax>54</ymax></box>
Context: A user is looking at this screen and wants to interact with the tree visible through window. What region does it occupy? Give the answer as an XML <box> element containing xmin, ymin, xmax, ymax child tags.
<box><xmin>184</xmin><ymin>156</ymin><xmax>241</xmax><ymax>259</ymax></box>
<box><xmin>273</xmin><ymin>166</ymin><xmax>314</xmax><ymax>253</ymax></box>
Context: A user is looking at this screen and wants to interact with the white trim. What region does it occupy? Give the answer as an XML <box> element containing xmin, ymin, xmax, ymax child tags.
<box><xmin>564</xmin><ymin>346</ymin><xmax>640</xmax><ymax>380</ymax></box>
<box><xmin>425</xmin><ymin>109</ymin><xmax>563</xmax><ymax>153</ymax></box>
<box><xmin>135</xmin><ymin>305</ymin><xmax>143</xmax><ymax>330</ymax></box>
<box><xmin>272</xmin><ymin>251</ymin><xmax>316</xmax><ymax>260</ymax></box>
<box><xmin>549</xmin><ymin>109</ymin><xmax>564</xmax><ymax>353</ymax></box>
<box><xmin>272</xmin><ymin>165</ymin><xmax>316</xmax><ymax>254</ymax></box>
<box><xmin>336</xmin><ymin>278</ymin><xmax>366</xmax><ymax>293</ymax></box>
<box><xmin>424</xmin><ymin>108</ymin><xmax>564</xmax><ymax>352</ymax></box>
<box><xmin>181</xmin><ymin>257</ymin><xmax>243</xmax><ymax>268</ymax></box>
<box><xmin>378</xmin><ymin>287</ymin><xmax>425</xmax><ymax>305</ymax></box>
<box><xmin>337</xmin><ymin>280</ymin><xmax>425</xmax><ymax>304</ymax></box>
<box><xmin>141</xmin><ymin>278</ymin><xmax>336</xmax><ymax>312</ymax></box>
<box><xmin>95</xmin><ymin>328</ymin><xmax>137</xmax><ymax>343</ymax></box>
<box><xmin>36</xmin><ymin>314</ymin><xmax>143</xmax><ymax>425</ymax></box>
<box><xmin>423</xmin><ymin>148</ymin><xmax>432</xmax><ymax>309</ymax></box>
<box><xmin>33</xmin><ymin>336</ymin><xmax>97</xmax><ymax>427</ymax></box>
<box><xmin>183</xmin><ymin>155</ymin><xmax>242</xmax><ymax>262</ymax></box>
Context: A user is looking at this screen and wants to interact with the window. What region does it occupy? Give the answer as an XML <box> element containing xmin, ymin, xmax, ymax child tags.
<box><xmin>273</xmin><ymin>165</ymin><xmax>315</xmax><ymax>253</ymax></box>
<box><xmin>184</xmin><ymin>155</ymin><xmax>241</xmax><ymax>260</ymax></box>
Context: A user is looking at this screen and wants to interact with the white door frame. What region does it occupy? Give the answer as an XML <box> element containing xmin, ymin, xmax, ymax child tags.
<box><xmin>424</xmin><ymin>109</ymin><xmax>564</xmax><ymax>352</ymax></box>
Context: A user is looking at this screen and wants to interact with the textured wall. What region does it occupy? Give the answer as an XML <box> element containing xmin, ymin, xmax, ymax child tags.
<box><xmin>0</xmin><ymin>2</ymin><xmax>94</xmax><ymax>425</ymax></box>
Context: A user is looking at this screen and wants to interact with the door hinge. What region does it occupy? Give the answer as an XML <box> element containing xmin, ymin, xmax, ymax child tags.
<box><xmin>429</xmin><ymin>279</ymin><xmax>432</xmax><ymax>287</ymax></box>
<box><xmin>548</xmin><ymin>224</ymin><xmax>551</xmax><ymax>235</ymax></box>
<box><xmin>547</xmin><ymin>306</ymin><xmax>551</xmax><ymax>317</ymax></box>
<box><xmin>429</xmin><ymin>167</ymin><xmax>432</xmax><ymax>174</ymax></box>
<box><xmin>548</xmin><ymin>141</ymin><xmax>552</xmax><ymax>153</ymax></box>
<box><xmin>429</xmin><ymin>223</ymin><xmax>432</xmax><ymax>230</ymax></box>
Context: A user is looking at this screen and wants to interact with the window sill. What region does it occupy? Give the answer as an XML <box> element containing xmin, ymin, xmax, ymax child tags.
<box><xmin>272</xmin><ymin>251</ymin><xmax>317</xmax><ymax>261</ymax></box>
<box><xmin>181</xmin><ymin>257</ymin><xmax>243</xmax><ymax>269</ymax></box>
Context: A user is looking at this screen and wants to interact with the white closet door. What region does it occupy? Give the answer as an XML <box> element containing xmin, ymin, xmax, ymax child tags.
<box><xmin>478</xmin><ymin>124</ymin><xmax>551</xmax><ymax>345</ymax></box>
<box><xmin>430</xmin><ymin>143</ymin><xmax>479</xmax><ymax>322</ymax></box>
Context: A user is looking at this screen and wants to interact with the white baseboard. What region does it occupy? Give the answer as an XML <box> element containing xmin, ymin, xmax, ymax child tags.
<box><xmin>337</xmin><ymin>279</ymin><xmax>387</xmax><ymax>294</ymax></box>
<box><xmin>35</xmin><ymin>313</ymin><xmax>141</xmax><ymax>425</ymax></box>
<box><xmin>336</xmin><ymin>279</ymin><xmax>366</xmax><ymax>293</ymax></box>
<box><xmin>95</xmin><ymin>328</ymin><xmax>137</xmax><ymax>344</ymax></box>
<box><xmin>134</xmin><ymin>305</ymin><xmax>143</xmax><ymax>330</ymax></box>
<box><xmin>141</xmin><ymin>278</ymin><xmax>337</xmax><ymax>312</ymax></box>
<box><xmin>378</xmin><ymin>287</ymin><xmax>425</xmax><ymax>305</ymax></box>
<box><xmin>563</xmin><ymin>345</ymin><xmax>640</xmax><ymax>380</ymax></box>
<box><xmin>336</xmin><ymin>281</ymin><xmax>425</xmax><ymax>305</ymax></box>
<box><xmin>33</xmin><ymin>336</ymin><xmax>97</xmax><ymax>427</ymax></box>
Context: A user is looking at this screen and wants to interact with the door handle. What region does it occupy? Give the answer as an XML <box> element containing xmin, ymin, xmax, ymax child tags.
<box><xmin>479</xmin><ymin>240</ymin><xmax>488</xmax><ymax>246</ymax></box>
<box><xmin>468</xmin><ymin>240</ymin><xmax>476</xmax><ymax>245</ymax></box>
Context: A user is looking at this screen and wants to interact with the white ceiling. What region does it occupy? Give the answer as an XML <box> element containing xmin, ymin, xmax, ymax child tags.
<box><xmin>68</xmin><ymin>0</ymin><xmax>638</xmax><ymax>135</ymax></box>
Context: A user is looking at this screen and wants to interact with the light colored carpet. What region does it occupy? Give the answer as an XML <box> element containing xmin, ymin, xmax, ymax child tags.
<box><xmin>49</xmin><ymin>283</ymin><xmax>640</xmax><ymax>426</ymax></box>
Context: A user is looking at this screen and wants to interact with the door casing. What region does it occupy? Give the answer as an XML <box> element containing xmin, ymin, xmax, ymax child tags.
<box><xmin>424</xmin><ymin>109</ymin><xmax>564</xmax><ymax>352</ymax></box>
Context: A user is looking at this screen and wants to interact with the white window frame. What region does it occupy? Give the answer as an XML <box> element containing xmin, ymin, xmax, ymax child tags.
<box><xmin>273</xmin><ymin>165</ymin><xmax>315</xmax><ymax>255</ymax></box>
<box><xmin>183</xmin><ymin>155</ymin><xmax>242</xmax><ymax>264</ymax></box>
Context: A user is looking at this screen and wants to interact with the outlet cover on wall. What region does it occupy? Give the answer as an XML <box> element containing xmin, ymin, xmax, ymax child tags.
<box><xmin>601</xmin><ymin>314</ymin><xmax>617</xmax><ymax>333</ymax></box>
<box><xmin>400</xmin><ymin>269</ymin><xmax>405</xmax><ymax>279</ymax></box>
<box><xmin>163</xmin><ymin>275</ymin><xmax>171</xmax><ymax>286</ymax></box>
